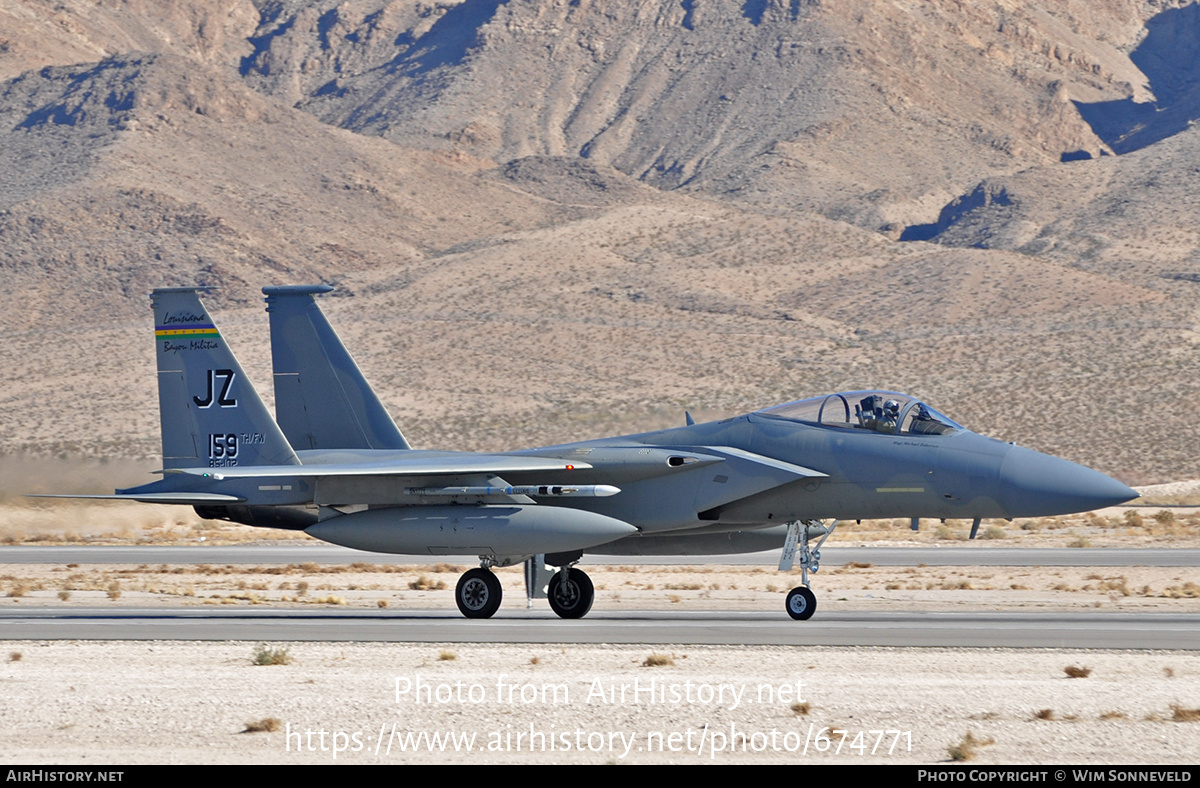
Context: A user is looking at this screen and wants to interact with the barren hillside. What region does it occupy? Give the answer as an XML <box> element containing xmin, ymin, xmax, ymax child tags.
<box><xmin>1</xmin><ymin>0</ymin><xmax>1198</xmax><ymax>485</ymax></box>
<box><xmin>244</xmin><ymin>0</ymin><xmax>1155</xmax><ymax>229</ymax></box>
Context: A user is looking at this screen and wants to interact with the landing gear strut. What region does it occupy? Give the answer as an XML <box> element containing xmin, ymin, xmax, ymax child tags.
<box><xmin>547</xmin><ymin>565</ymin><xmax>594</xmax><ymax>619</ymax></box>
<box><xmin>455</xmin><ymin>567</ymin><xmax>502</xmax><ymax>619</ymax></box>
<box><xmin>779</xmin><ymin>519</ymin><xmax>837</xmax><ymax>621</ymax></box>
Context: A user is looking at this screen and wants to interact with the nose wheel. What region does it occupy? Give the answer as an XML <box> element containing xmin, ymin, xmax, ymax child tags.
<box><xmin>547</xmin><ymin>567</ymin><xmax>594</xmax><ymax>619</ymax></box>
<box><xmin>455</xmin><ymin>567</ymin><xmax>502</xmax><ymax>619</ymax></box>
<box><xmin>785</xmin><ymin>586</ymin><xmax>816</xmax><ymax>620</ymax></box>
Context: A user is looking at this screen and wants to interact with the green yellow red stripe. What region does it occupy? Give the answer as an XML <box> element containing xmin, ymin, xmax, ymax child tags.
<box><xmin>155</xmin><ymin>325</ymin><xmax>220</xmax><ymax>337</ymax></box>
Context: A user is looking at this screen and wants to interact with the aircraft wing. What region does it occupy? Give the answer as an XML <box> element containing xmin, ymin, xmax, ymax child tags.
<box><xmin>166</xmin><ymin>454</ymin><xmax>592</xmax><ymax>479</ymax></box>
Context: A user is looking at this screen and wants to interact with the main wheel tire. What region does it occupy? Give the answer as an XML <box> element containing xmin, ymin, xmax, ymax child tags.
<box><xmin>785</xmin><ymin>586</ymin><xmax>816</xmax><ymax>620</ymax></box>
<box><xmin>456</xmin><ymin>568</ymin><xmax>502</xmax><ymax>619</ymax></box>
<box><xmin>547</xmin><ymin>568</ymin><xmax>594</xmax><ymax>619</ymax></box>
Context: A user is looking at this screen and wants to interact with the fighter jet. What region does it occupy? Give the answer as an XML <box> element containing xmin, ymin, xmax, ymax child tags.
<box><xmin>53</xmin><ymin>286</ymin><xmax>1138</xmax><ymax>620</ymax></box>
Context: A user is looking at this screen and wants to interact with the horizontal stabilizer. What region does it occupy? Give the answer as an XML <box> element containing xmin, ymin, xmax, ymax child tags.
<box><xmin>29</xmin><ymin>492</ymin><xmax>245</xmax><ymax>504</ymax></box>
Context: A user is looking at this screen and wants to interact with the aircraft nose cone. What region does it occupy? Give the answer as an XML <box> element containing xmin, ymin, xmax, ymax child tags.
<box><xmin>998</xmin><ymin>445</ymin><xmax>1138</xmax><ymax>518</ymax></box>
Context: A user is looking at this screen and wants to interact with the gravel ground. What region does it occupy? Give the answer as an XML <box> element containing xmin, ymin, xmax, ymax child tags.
<box><xmin>1</xmin><ymin>640</ymin><xmax>1198</xmax><ymax>764</ymax></box>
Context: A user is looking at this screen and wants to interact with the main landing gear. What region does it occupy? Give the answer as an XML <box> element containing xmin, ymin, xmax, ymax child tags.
<box><xmin>455</xmin><ymin>567</ymin><xmax>502</xmax><ymax>619</ymax></box>
<box><xmin>547</xmin><ymin>565</ymin><xmax>594</xmax><ymax>619</ymax></box>
<box><xmin>454</xmin><ymin>560</ymin><xmax>596</xmax><ymax>620</ymax></box>
<box><xmin>779</xmin><ymin>519</ymin><xmax>837</xmax><ymax>621</ymax></box>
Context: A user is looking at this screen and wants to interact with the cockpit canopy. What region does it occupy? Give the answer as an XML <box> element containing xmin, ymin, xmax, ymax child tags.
<box><xmin>756</xmin><ymin>391</ymin><xmax>962</xmax><ymax>436</ymax></box>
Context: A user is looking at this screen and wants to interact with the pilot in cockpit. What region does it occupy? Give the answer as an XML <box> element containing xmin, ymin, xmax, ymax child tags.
<box><xmin>882</xmin><ymin>399</ymin><xmax>901</xmax><ymax>429</ymax></box>
<box><xmin>858</xmin><ymin>394</ymin><xmax>900</xmax><ymax>433</ymax></box>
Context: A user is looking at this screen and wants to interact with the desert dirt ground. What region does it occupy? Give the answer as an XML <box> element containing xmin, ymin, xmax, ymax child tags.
<box><xmin>0</xmin><ymin>641</ymin><xmax>1198</xmax><ymax>765</ymax></box>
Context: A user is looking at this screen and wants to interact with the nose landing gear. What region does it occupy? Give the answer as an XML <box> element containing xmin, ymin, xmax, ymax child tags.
<box><xmin>779</xmin><ymin>519</ymin><xmax>837</xmax><ymax>621</ymax></box>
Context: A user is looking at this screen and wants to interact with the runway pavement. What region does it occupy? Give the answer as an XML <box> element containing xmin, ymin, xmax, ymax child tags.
<box><xmin>2</xmin><ymin>606</ymin><xmax>1198</xmax><ymax>648</ymax></box>
<box><xmin>2</xmin><ymin>545</ymin><xmax>1196</xmax><ymax>649</ymax></box>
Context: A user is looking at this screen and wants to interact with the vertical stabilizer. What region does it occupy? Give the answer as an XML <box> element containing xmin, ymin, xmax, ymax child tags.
<box><xmin>263</xmin><ymin>285</ymin><xmax>411</xmax><ymax>451</ymax></box>
<box><xmin>152</xmin><ymin>288</ymin><xmax>300</xmax><ymax>469</ymax></box>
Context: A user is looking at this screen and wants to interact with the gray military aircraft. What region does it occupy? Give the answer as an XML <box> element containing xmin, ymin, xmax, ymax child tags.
<box><xmin>55</xmin><ymin>286</ymin><xmax>1138</xmax><ymax>620</ymax></box>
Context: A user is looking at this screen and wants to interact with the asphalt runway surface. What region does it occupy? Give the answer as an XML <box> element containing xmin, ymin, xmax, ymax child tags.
<box><xmin>2</xmin><ymin>606</ymin><xmax>1197</xmax><ymax>648</ymax></box>
<box><xmin>2</xmin><ymin>546</ymin><xmax>1196</xmax><ymax>649</ymax></box>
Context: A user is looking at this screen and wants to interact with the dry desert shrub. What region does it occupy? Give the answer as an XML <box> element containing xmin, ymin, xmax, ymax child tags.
<box><xmin>1034</xmin><ymin>709</ymin><xmax>1055</xmax><ymax>720</ymax></box>
<box><xmin>642</xmin><ymin>653</ymin><xmax>674</xmax><ymax>667</ymax></box>
<box><xmin>1171</xmin><ymin>705</ymin><xmax>1200</xmax><ymax>722</ymax></box>
<box><xmin>252</xmin><ymin>645</ymin><xmax>292</xmax><ymax>666</ymax></box>
<box><xmin>438</xmin><ymin>650</ymin><xmax>457</xmax><ymax>661</ymax></box>
<box><xmin>948</xmin><ymin>731</ymin><xmax>994</xmax><ymax>761</ymax></box>
<box><xmin>1064</xmin><ymin>665</ymin><xmax>1092</xmax><ymax>678</ymax></box>
<box><xmin>1098</xmin><ymin>577</ymin><xmax>1130</xmax><ymax>596</ymax></box>
<box><xmin>1162</xmin><ymin>582</ymin><xmax>1200</xmax><ymax>598</ymax></box>
<box><xmin>791</xmin><ymin>702</ymin><xmax>811</xmax><ymax>716</ymax></box>
<box><xmin>242</xmin><ymin>718</ymin><xmax>283</xmax><ymax>733</ymax></box>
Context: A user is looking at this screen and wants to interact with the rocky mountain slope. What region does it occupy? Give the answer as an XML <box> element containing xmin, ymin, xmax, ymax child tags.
<box><xmin>1</xmin><ymin>0</ymin><xmax>1197</xmax><ymax>485</ymax></box>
